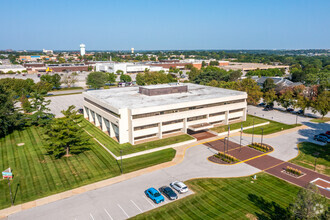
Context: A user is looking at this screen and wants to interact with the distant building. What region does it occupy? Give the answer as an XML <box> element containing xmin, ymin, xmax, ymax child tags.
<box><xmin>19</xmin><ymin>55</ymin><xmax>50</xmax><ymax>62</ymax></box>
<box><xmin>80</xmin><ymin>44</ymin><xmax>86</xmax><ymax>56</ymax></box>
<box><xmin>43</xmin><ymin>49</ymin><xmax>53</xmax><ymax>54</ymax></box>
<box><xmin>0</xmin><ymin>65</ymin><xmax>26</xmax><ymax>73</ymax></box>
<box><xmin>83</xmin><ymin>83</ymin><xmax>247</xmax><ymax>144</ymax></box>
<box><xmin>254</xmin><ymin>76</ymin><xmax>302</xmax><ymax>88</ymax></box>
<box><xmin>95</xmin><ymin>62</ymin><xmax>165</xmax><ymax>74</ymax></box>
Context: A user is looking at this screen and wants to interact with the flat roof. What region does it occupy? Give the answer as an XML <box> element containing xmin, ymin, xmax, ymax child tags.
<box><xmin>84</xmin><ymin>83</ymin><xmax>246</xmax><ymax>109</ymax></box>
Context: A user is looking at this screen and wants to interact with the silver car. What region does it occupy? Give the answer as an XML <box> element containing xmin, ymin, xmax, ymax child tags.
<box><xmin>170</xmin><ymin>181</ymin><xmax>188</xmax><ymax>194</ymax></box>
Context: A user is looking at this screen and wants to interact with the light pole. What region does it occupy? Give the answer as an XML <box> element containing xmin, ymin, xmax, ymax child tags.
<box><xmin>252</xmin><ymin>117</ymin><xmax>255</xmax><ymax>144</ymax></box>
<box><xmin>240</xmin><ymin>122</ymin><xmax>243</xmax><ymax>151</ymax></box>
<box><xmin>224</xmin><ymin>137</ymin><xmax>227</xmax><ymax>155</ymax></box>
<box><xmin>261</xmin><ymin>128</ymin><xmax>264</xmax><ymax>146</ymax></box>
<box><xmin>295</xmin><ymin>114</ymin><xmax>298</xmax><ymax>125</ymax></box>
<box><xmin>120</xmin><ymin>150</ymin><xmax>123</xmax><ymax>174</ymax></box>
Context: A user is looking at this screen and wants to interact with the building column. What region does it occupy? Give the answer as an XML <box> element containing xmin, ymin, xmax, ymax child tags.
<box><xmin>83</xmin><ymin>107</ymin><xmax>89</xmax><ymax>119</ymax></box>
<box><xmin>101</xmin><ymin>117</ymin><xmax>107</xmax><ymax>132</ymax></box>
<box><xmin>109</xmin><ymin>122</ymin><xmax>116</xmax><ymax>138</ymax></box>
<box><xmin>89</xmin><ymin>110</ymin><xmax>94</xmax><ymax>123</ymax></box>
<box><xmin>158</xmin><ymin>123</ymin><xmax>163</xmax><ymax>139</ymax></box>
<box><xmin>182</xmin><ymin>118</ymin><xmax>188</xmax><ymax>133</ymax></box>
<box><xmin>242</xmin><ymin>108</ymin><xmax>247</xmax><ymax>121</ymax></box>
<box><xmin>95</xmin><ymin>114</ymin><xmax>100</xmax><ymax>127</ymax></box>
<box><xmin>225</xmin><ymin>111</ymin><xmax>229</xmax><ymax>125</ymax></box>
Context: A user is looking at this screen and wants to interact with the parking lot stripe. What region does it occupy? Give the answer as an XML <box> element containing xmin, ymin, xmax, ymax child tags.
<box><xmin>131</xmin><ymin>200</ymin><xmax>143</xmax><ymax>213</ymax></box>
<box><xmin>117</xmin><ymin>204</ymin><xmax>129</xmax><ymax>218</ymax></box>
<box><xmin>104</xmin><ymin>208</ymin><xmax>113</xmax><ymax>220</ymax></box>
<box><xmin>143</xmin><ymin>196</ymin><xmax>156</xmax><ymax>208</ymax></box>
<box><xmin>89</xmin><ymin>213</ymin><xmax>95</xmax><ymax>220</ymax></box>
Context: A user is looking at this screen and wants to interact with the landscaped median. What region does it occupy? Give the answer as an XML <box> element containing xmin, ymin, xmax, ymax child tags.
<box><xmin>81</xmin><ymin>119</ymin><xmax>195</xmax><ymax>157</ymax></box>
<box><xmin>211</xmin><ymin>115</ymin><xmax>302</xmax><ymax>136</ymax></box>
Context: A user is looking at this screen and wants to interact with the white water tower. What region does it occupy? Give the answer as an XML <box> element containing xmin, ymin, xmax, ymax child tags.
<box><xmin>131</xmin><ymin>48</ymin><xmax>134</xmax><ymax>54</ymax></box>
<box><xmin>80</xmin><ymin>44</ymin><xmax>86</xmax><ymax>56</ymax></box>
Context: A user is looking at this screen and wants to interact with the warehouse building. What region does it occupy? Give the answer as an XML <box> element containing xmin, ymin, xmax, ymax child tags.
<box><xmin>83</xmin><ymin>83</ymin><xmax>247</xmax><ymax>144</ymax></box>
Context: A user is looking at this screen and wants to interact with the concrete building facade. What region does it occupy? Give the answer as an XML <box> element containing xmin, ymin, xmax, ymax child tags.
<box><xmin>83</xmin><ymin>83</ymin><xmax>247</xmax><ymax>145</ymax></box>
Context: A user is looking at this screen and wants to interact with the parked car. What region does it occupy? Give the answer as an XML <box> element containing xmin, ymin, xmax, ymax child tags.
<box><xmin>170</xmin><ymin>181</ymin><xmax>188</xmax><ymax>194</ymax></box>
<box><xmin>159</xmin><ymin>186</ymin><xmax>178</xmax><ymax>200</ymax></box>
<box><xmin>326</xmin><ymin>131</ymin><xmax>330</xmax><ymax>135</ymax></box>
<box><xmin>145</xmin><ymin>188</ymin><xmax>164</xmax><ymax>204</ymax></box>
<box><xmin>258</xmin><ymin>103</ymin><xmax>266</xmax><ymax>107</ymax></box>
<box><xmin>264</xmin><ymin>105</ymin><xmax>273</xmax><ymax>111</ymax></box>
<box><xmin>286</xmin><ymin>108</ymin><xmax>294</xmax><ymax>112</ymax></box>
<box><xmin>313</xmin><ymin>135</ymin><xmax>328</xmax><ymax>143</ymax></box>
<box><xmin>319</xmin><ymin>133</ymin><xmax>330</xmax><ymax>139</ymax></box>
<box><xmin>296</xmin><ymin>110</ymin><xmax>304</xmax><ymax>115</ymax></box>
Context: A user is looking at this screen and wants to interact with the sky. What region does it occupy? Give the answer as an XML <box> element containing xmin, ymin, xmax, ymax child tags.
<box><xmin>1</xmin><ymin>0</ymin><xmax>329</xmax><ymax>50</ymax></box>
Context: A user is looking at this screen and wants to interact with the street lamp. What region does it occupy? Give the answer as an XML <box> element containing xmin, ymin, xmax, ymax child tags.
<box><xmin>252</xmin><ymin>117</ymin><xmax>255</xmax><ymax>144</ymax></box>
<box><xmin>120</xmin><ymin>150</ymin><xmax>123</xmax><ymax>174</ymax></box>
<box><xmin>224</xmin><ymin>137</ymin><xmax>227</xmax><ymax>155</ymax></box>
<box><xmin>240</xmin><ymin>122</ymin><xmax>243</xmax><ymax>151</ymax></box>
<box><xmin>296</xmin><ymin>114</ymin><xmax>298</xmax><ymax>125</ymax></box>
<box><xmin>261</xmin><ymin>128</ymin><xmax>264</xmax><ymax>145</ymax></box>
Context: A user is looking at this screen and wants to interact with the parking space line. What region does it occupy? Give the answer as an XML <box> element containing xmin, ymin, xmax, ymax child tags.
<box><xmin>117</xmin><ymin>204</ymin><xmax>129</xmax><ymax>218</ymax></box>
<box><xmin>131</xmin><ymin>200</ymin><xmax>143</xmax><ymax>213</ymax></box>
<box><xmin>104</xmin><ymin>208</ymin><xmax>113</xmax><ymax>220</ymax></box>
<box><xmin>143</xmin><ymin>196</ymin><xmax>155</xmax><ymax>208</ymax></box>
<box><xmin>90</xmin><ymin>213</ymin><xmax>95</xmax><ymax>220</ymax></box>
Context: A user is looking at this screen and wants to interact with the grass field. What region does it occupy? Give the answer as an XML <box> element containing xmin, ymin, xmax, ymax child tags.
<box><xmin>211</xmin><ymin>115</ymin><xmax>268</xmax><ymax>133</ymax></box>
<box><xmin>0</xmin><ymin>126</ymin><xmax>176</xmax><ymax>210</ymax></box>
<box><xmin>243</xmin><ymin>120</ymin><xmax>301</xmax><ymax>135</ymax></box>
<box><xmin>290</xmin><ymin>142</ymin><xmax>330</xmax><ymax>175</ymax></box>
<box><xmin>310</xmin><ymin>117</ymin><xmax>330</xmax><ymax>123</ymax></box>
<box><xmin>81</xmin><ymin>119</ymin><xmax>194</xmax><ymax>156</ymax></box>
<box><xmin>132</xmin><ymin>173</ymin><xmax>300</xmax><ymax>220</ymax></box>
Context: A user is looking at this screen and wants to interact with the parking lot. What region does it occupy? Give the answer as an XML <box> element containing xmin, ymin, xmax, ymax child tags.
<box><xmin>46</xmin><ymin>94</ymin><xmax>84</xmax><ymax>117</ymax></box>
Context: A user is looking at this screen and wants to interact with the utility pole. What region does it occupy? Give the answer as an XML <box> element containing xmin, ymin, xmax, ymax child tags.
<box><xmin>261</xmin><ymin>128</ymin><xmax>264</xmax><ymax>145</ymax></box>
<box><xmin>227</xmin><ymin>125</ymin><xmax>230</xmax><ymax>153</ymax></box>
<box><xmin>296</xmin><ymin>114</ymin><xmax>298</xmax><ymax>125</ymax></box>
<box><xmin>224</xmin><ymin>137</ymin><xmax>227</xmax><ymax>156</ymax></box>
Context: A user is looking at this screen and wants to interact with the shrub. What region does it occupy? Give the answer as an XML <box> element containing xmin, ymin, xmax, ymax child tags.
<box><xmin>249</xmin><ymin>142</ymin><xmax>271</xmax><ymax>152</ymax></box>
<box><xmin>286</xmin><ymin>166</ymin><xmax>302</xmax><ymax>176</ymax></box>
<box><xmin>215</xmin><ymin>152</ymin><xmax>239</xmax><ymax>164</ymax></box>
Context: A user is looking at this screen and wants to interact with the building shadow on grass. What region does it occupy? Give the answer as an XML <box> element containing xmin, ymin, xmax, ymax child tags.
<box><xmin>248</xmin><ymin>194</ymin><xmax>291</xmax><ymax>220</ymax></box>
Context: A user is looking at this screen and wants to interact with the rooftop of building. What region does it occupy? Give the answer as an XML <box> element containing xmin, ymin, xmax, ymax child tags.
<box><xmin>84</xmin><ymin>83</ymin><xmax>246</xmax><ymax>110</ymax></box>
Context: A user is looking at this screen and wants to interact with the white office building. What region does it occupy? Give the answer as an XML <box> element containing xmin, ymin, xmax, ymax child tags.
<box><xmin>83</xmin><ymin>83</ymin><xmax>247</xmax><ymax>145</ymax></box>
<box><xmin>95</xmin><ymin>62</ymin><xmax>165</xmax><ymax>74</ymax></box>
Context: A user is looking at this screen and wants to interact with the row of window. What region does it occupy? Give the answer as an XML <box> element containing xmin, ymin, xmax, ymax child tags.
<box><xmin>132</xmin><ymin>99</ymin><xmax>245</xmax><ymax>119</ymax></box>
<box><xmin>134</xmin><ymin>123</ymin><xmax>158</xmax><ymax>131</ymax></box>
<box><xmin>84</xmin><ymin>98</ymin><xmax>121</xmax><ymax>118</ymax></box>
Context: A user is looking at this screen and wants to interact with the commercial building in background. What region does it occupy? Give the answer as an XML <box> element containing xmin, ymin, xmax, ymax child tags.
<box><xmin>95</xmin><ymin>62</ymin><xmax>165</xmax><ymax>74</ymax></box>
<box><xmin>0</xmin><ymin>65</ymin><xmax>26</xmax><ymax>73</ymax></box>
<box><xmin>19</xmin><ymin>55</ymin><xmax>50</xmax><ymax>62</ymax></box>
<box><xmin>83</xmin><ymin>83</ymin><xmax>247</xmax><ymax>144</ymax></box>
<box><xmin>43</xmin><ymin>49</ymin><xmax>53</xmax><ymax>54</ymax></box>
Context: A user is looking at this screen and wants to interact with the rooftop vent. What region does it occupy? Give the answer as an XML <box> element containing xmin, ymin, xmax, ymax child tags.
<box><xmin>139</xmin><ymin>84</ymin><xmax>188</xmax><ymax>96</ymax></box>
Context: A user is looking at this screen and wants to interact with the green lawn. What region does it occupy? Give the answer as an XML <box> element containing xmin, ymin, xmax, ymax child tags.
<box><xmin>81</xmin><ymin>119</ymin><xmax>194</xmax><ymax>156</ymax></box>
<box><xmin>290</xmin><ymin>142</ymin><xmax>330</xmax><ymax>175</ymax></box>
<box><xmin>211</xmin><ymin>115</ymin><xmax>268</xmax><ymax>133</ymax></box>
<box><xmin>132</xmin><ymin>173</ymin><xmax>300</xmax><ymax>220</ymax></box>
<box><xmin>310</xmin><ymin>117</ymin><xmax>330</xmax><ymax>123</ymax></box>
<box><xmin>0</xmin><ymin>126</ymin><xmax>176</xmax><ymax>210</ymax></box>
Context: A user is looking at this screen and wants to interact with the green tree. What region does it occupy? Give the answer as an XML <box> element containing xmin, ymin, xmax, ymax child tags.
<box><xmin>0</xmin><ymin>85</ymin><xmax>22</xmax><ymax>137</ymax></box>
<box><xmin>136</xmin><ymin>73</ymin><xmax>145</xmax><ymax>85</ymax></box>
<box><xmin>32</xmin><ymin>81</ymin><xmax>53</xmax><ymax>94</ymax></box>
<box><xmin>27</xmin><ymin>93</ymin><xmax>53</xmax><ymax>126</ymax></box>
<box><xmin>262</xmin><ymin>78</ymin><xmax>276</xmax><ymax>92</ymax></box>
<box><xmin>116</xmin><ymin>70</ymin><xmax>124</xmax><ymax>75</ymax></box>
<box><xmin>44</xmin><ymin>105</ymin><xmax>90</xmax><ymax>158</ymax></box>
<box><xmin>278</xmin><ymin>88</ymin><xmax>294</xmax><ymax>110</ymax></box>
<box><xmin>209</xmin><ymin>61</ymin><xmax>219</xmax><ymax>66</ymax></box>
<box><xmin>263</xmin><ymin>89</ymin><xmax>277</xmax><ymax>107</ymax></box>
<box><xmin>295</xmin><ymin>95</ymin><xmax>309</xmax><ymax>114</ymax></box>
<box><xmin>120</xmin><ymin>74</ymin><xmax>132</xmax><ymax>82</ymax></box>
<box><xmin>86</xmin><ymin>71</ymin><xmax>108</xmax><ymax>89</ymax></box>
<box><xmin>238</xmin><ymin>78</ymin><xmax>263</xmax><ymax>105</ymax></box>
<box><xmin>311</xmin><ymin>91</ymin><xmax>330</xmax><ymax>118</ymax></box>
<box><xmin>52</xmin><ymin>74</ymin><xmax>61</xmax><ymax>89</ymax></box>
<box><xmin>188</xmin><ymin>67</ymin><xmax>200</xmax><ymax>81</ymax></box>
<box><xmin>227</xmin><ymin>70</ymin><xmax>242</xmax><ymax>82</ymax></box>
<box><xmin>20</xmin><ymin>95</ymin><xmax>32</xmax><ymax>113</ymax></box>
<box><xmin>290</xmin><ymin>183</ymin><xmax>327</xmax><ymax>220</ymax></box>
<box><xmin>106</xmin><ymin>72</ymin><xmax>116</xmax><ymax>84</ymax></box>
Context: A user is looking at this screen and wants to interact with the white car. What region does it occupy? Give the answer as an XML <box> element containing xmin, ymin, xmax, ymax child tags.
<box><xmin>170</xmin><ymin>181</ymin><xmax>188</xmax><ymax>194</ymax></box>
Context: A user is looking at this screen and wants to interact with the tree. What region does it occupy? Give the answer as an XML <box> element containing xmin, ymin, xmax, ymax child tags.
<box><xmin>86</xmin><ymin>71</ymin><xmax>108</xmax><ymax>89</ymax></box>
<box><xmin>209</xmin><ymin>61</ymin><xmax>219</xmax><ymax>66</ymax></box>
<box><xmin>185</xmin><ymin>64</ymin><xmax>193</xmax><ymax>70</ymax></box>
<box><xmin>32</xmin><ymin>81</ymin><xmax>53</xmax><ymax>94</ymax></box>
<box><xmin>44</xmin><ymin>105</ymin><xmax>90</xmax><ymax>158</ymax></box>
<box><xmin>290</xmin><ymin>183</ymin><xmax>327</xmax><ymax>220</ymax></box>
<box><xmin>262</xmin><ymin>78</ymin><xmax>276</xmax><ymax>92</ymax></box>
<box><xmin>0</xmin><ymin>85</ymin><xmax>22</xmax><ymax>137</ymax></box>
<box><xmin>238</xmin><ymin>78</ymin><xmax>263</xmax><ymax>105</ymax></box>
<box><xmin>295</xmin><ymin>95</ymin><xmax>309</xmax><ymax>114</ymax></box>
<box><xmin>116</xmin><ymin>70</ymin><xmax>124</xmax><ymax>75</ymax></box>
<box><xmin>120</xmin><ymin>74</ymin><xmax>132</xmax><ymax>82</ymax></box>
<box><xmin>278</xmin><ymin>88</ymin><xmax>294</xmax><ymax>110</ymax></box>
<box><xmin>106</xmin><ymin>72</ymin><xmax>116</xmax><ymax>84</ymax></box>
<box><xmin>311</xmin><ymin>91</ymin><xmax>330</xmax><ymax>118</ymax></box>
<box><xmin>52</xmin><ymin>74</ymin><xmax>61</xmax><ymax>89</ymax></box>
<box><xmin>27</xmin><ymin>93</ymin><xmax>53</xmax><ymax>126</ymax></box>
<box><xmin>188</xmin><ymin>67</ymin><xmax>200</xmax><ymax>81</ymax></box>
<box><xmin>263</xmin><ymin>89</ymin><xmax>277</xmax><ymax>107</ymax></box>
<box><xmin>227</xmin><ymin>70</ymin><xmax>242</xmax><ymax>82</ymax></box>
<box><xmin>62</xmin><ymin>72</ymin><xmax>78</xmax><ymax>88</ymax></box>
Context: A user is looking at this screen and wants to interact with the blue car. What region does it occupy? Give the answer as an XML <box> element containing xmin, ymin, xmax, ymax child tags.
<box><xmin>145</xmin><ymin>187</ymin><xmax>165</xmax><ymax>204</ymax></box>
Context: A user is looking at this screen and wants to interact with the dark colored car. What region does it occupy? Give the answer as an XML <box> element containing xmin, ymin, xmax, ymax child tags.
<box><xmin>296</xmin><ymin>110</ymin><xmax>304</xmax><ymax>115</ymax></box>
<box><xmin>159</xmin><ymin>186</ymin><xmax>178</xmax><ymax>200</ymax></box>
<box><xmin>326</xmin><ymin>131</ymin><xmax>330</xmax><ymax>135</ymax></box>
<box><xmin>286</xmin><ymin>108</ymin><xmax>294</xmax><ymax>112</ymax></box>
<box><xmin>258</xmin><ymin>103</ymin><xmax>266</xmax><ymax>107</ymax></box>
<box><xmin>264</xmin><ymin>105</ymin><xmax>273</xmax><ymax>111</ymax></box>
<box><xmin>313</xmin><ymin>135</ymin><xmax>328</xmax><ymax>143</ymax></box>
<box><xmin>319</xmin><ymin>133</ymin><xmax>330</xmax><ymax>139</ymax></box>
